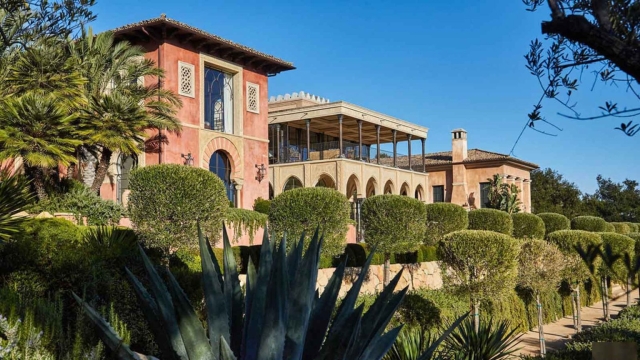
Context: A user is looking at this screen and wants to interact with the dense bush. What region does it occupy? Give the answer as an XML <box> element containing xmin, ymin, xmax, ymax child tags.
<box><xmin>127</xmin><ymin>164</ymin><xmax>228</xmax><ymax>254</ymax></box>
<box><xmin>546</xmin><ymin>230</ymin><xmax>603</xmax><ymax>283</ymax></box>
<box><xmin>252</xmin><ymin>197</ymin><xmax>270</xmax><ymax>215</ymax></box>
<box><xmin>269</xmin><ymin>187</ymin><xmax>351</xmax><ymax>258</ymax></box>
<box><xmin>424</xmin><ymin>203</ymin><xmax>468</xmax><ymax>245</ymax></box>
<box><xmin>439</xmin><ymin>230</ymin><xmax>520</xmax><ymax>309</ymax></box>
<box><xmin>467</xmin><ymin>208</ymin><xmax>513</xmax><ymax>235</ymax></box>
<box><xmin>610</xmin><ymin>222</ymin><xmax>631</xmax><ymax>234</ymax></box>
<box><xmin>511</xmin><ymin>213</ymin><xmax>545</xmax><ymax>239</ymax></box>
<box><xmin>604</xmin><ymin>222</ymin><xmax>616</xmax><ymax>232</ymax></box>
<box><xmin>361</xmin><ymin>195</ymin><xmax>427</xmax><ymax>264</ymax></box>
<box><xmin>537</xmin><ymin>212</ymin><xmax>570</xmax><ymax>236</ymax></box>
<box><xmin>598</xmin><ymin>232</ymin><xmax>636</xmax><ymax>280</ymax></box>
<box><xmin>224</xmin><ymin>208</ymin><xmax>267</xmax><ymax>243</ymax></box>
<box><xmin>571</xmin><ymin>215</ymin><xmax>608</xmax><ymax>232</ymax></box>
<box><xmin>627</xmin><ymin>223</ymin><xmax>640</xmax><ymax>232</ymax></box>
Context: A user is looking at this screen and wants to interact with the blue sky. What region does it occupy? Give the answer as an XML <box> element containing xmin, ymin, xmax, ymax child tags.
<box><xmin>91</xmin><ymin>0</ymin><xmax>639</xmax><ymax>194</ymax></box>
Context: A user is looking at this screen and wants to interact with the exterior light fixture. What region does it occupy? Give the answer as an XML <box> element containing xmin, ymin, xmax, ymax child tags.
<box><xmin>255</xmin><ymin>164</ymin><xmax>266</xmax><ymax>182</ymax></box>
<box><xmin>181</xmin><ymin>152</ymin><xmax>194</xmax><ymax>166</ymax></box>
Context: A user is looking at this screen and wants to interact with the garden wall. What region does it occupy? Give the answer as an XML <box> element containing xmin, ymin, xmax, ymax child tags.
<box><xmin>238</xmin><ymin>261</ymin><xmax>443</xmax><ymax>297</ymax></box>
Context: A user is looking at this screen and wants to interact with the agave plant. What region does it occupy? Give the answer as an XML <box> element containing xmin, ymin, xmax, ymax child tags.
<box><xmin>76</xmin><ymin>226</ymin><xmax>469</xmax><ymax>359</ymax></box>
<box><xmin>384</xmin><ymin>325</ymin><xmax>460</xmax><ymax>360</ymax></box>
<box><xmin>444</xmin><ymin>318</ymin><xmax>521</xmax><ymax>360</ymax></box>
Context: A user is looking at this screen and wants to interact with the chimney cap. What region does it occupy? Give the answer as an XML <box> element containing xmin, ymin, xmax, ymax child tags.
<box><xmin>451</xmin><ymin>128</ymin><xmax>467</xmax><ymax>133</ymax></box>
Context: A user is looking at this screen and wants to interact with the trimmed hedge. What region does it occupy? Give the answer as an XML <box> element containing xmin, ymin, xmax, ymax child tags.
<box><xmin>598</xmin><ymin>232</ymin><xmax>636</xmax><ymax>279</ymax></box>
<box><xmin>512</xmin><ymin>213</ymin><xmax>545</xmax><ymax>239</ymax></box>
<box><xmin>127</xmin><ymin>164</ymin><xmax>228</xmax><ymax>253</ymax></box>
<box><xmin>610</xmin><ymin>222</ymin><xmax>632</xmax><ymax>234</ymax></box>
<box><xmin>604</xmin><ymin>222</ymin><xmax>616</xmax><ymax>232</ymax></box>
<box><xmin>626</xmin><ymin>223</ymin><xmax>640</xmax><ymax>233</ymax></box>
<box><xmin>629</xmin><ymin>233</ymin><xmax>640</xmax><ymax>256</ymax></box>
<box><xmin>467</xmin><ymin>208</ymin><xmax>513</xmax><ymax>235</ymax></box>
<box><xmin>361</xmin><ymin>195</ymin><xmax>426</xmax><ymax>256</ymax></box>
<box><xmin>269</xmin><ymin>187</ymin><xmax>351</xmax><ymax>258</ymax></box>
<box><xmin>571</xmin><ymin>215</ymin><xmax>608</xmax><ymax>232</ymax></box>
<box><xmin>424</xmin><ymin>203</ymin><xmax>468</xmax><ymax>245</ymax></box>
<box><xmin>546</xmin><ymin>230</ymin><xmax>603</xmax><ymax>283</ymax></box>
<box><xmin>537</xmin><ymin>212</ymin><xmax>570</xmax><ymax>236</ymax></box>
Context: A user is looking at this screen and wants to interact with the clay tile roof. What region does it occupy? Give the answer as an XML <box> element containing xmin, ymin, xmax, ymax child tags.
<box><xmin>378</xmin><ymin>148</ymin><xmax>538</xmax><ymax>170</ymax></box>
<box><xmin>112</xmin><ymin>16</ymin><xmax>295</xmax><ymax>73</ymax></box>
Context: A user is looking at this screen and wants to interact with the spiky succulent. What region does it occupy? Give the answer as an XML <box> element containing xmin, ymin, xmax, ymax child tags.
<box><xmin>76</xmin><ymin>226</ymin><xmax>468</xmax><ymax>360</ymax></box>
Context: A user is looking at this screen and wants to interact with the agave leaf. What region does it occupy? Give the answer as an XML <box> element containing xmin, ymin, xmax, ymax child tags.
<box><xmin>286</xmin><ymin>231</ymin><xmax>305</xmax><ymax>288</ymax></box>
<box><xmin>284</xmin><ymin>230</ymin><xmax>320</xmax><ymax>360</ymax></box>
<box><xmin>220</xmin><ymin>337</ymin><xmax>238</xmax><ymax>360</ymax></box>
<box><xmin>417</xmin><ymin>312</ymin><xmax>469</xmax><ymax>360</ymax></box>
<box><xmin>257</xmin><ymin>236</ymin><xmax>288</xmax><ymax>360</ymax></box>
<box><xmin>137</xmin><ymin>245</ymin><xmax>189</xmax><ymax>358</ymax></box>
<box><xmin>316</xmin><ymin>304</ymin><xmax>364</xmax><ymax>359</ymax></box>
<box><xmin>124</xmin><ymin>267</ymin><xmax>181</xmax><ymax>360</ymax></box>
<box><xmin>302</xmin><ymin>256</ymin><xmax>347</xmax><ymax>359</ymax></box>
<box><xmin>356</xmin><ymin>326</ymin><xmax>403</xmax><ymax>360</ymax></box>
<box><xmin>222</xmin><ymin>226</ymin><xmax>244</xmax><ymax>356</ymax></box>
<box><xmin>72</xmin><ymin>292</ymin><xmax>140</xmax><ymax>360</ymax></box>
<box><xmin>199</xmin><ymin>226</ymin><xmax>230</xmax><ymax>355</ymax></box>
<box><xmin>242</xmin><ymin>228</ymin><xmax>273</xmax><ymax>359</ymax></box>
<box><xmin>165</xmin><ymin>270</ymin><xmax>215</xmax><ymax>360</ymax></box>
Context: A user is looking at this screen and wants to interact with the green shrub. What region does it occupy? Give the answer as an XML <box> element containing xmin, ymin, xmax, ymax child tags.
<box><xmin>269</xmin><ymin>187</ymin><xmax>350</xmax><ymax>258</ymax></box>
<box><xmin>546</xmin><ymin>230</ymin><xmax>603</xmax><ymax>283</ymax></box>
<box><xmin>418</xmin><ymin>245</ymin><xmax>438</xmax><ymax>262</ymax></box>
<box><xmin>511</xmin><ymin>213</ymin><xmax>545</xmax><ymax>239</ymax></box>
<box><xmin>604</xmin><ymin>222</ymin><xmax>616</xmax><ymax>232</ymax></box>
<box><xmin>626</xmin><ymin>223</ymin><xmax>639</xmax><ymax>233</ymax></box>
<box><xmin>610</xmin><ymin>222</ymin><xmax>632</xmax><ymax>234</ymax></box>
<box><xmin>439</xmin><ymin>230</ymin><xmax>520</xmax><ymax>307</ymax></box>
<box><xmin>467</xmin><ymin>208</ymin><xmax>513</xmax><ymax>235</ymax></box>
<box><xmin>224</xmin><ymin>208</ymin><xmax>267</xmax><ymax>244</ymax></box>
<box><xmin>424</xmin><ymin>203</ymin><xmax>468</xmax><ymax>245</ymax></box>
<box><xmin>361</xmin><ymin>195</ymin><xmax>427</xmax><ymax>263</ymax></box>
<box><xmin>127</xmin><ymin>164</ymin><xmax>228</xmax><ymax>254</ymax></box>
<box><xmin>556</xmin><ymin>317</ymin><xmax>640</xmax><ymax>359</ymax></box>
<box><xmin>571</xmin><ymin>215</ymin><xmax>608</xmax><ymax>232</ymax></box>
<box><xmin>537</xmin><ymin>213</ymin><xmax>570</xmax><ymax>236</ymax></box>
<box><xmin>629</xmin><ymin>233</ymin><xmax>640</xmax><ymax>256</ymax></box>
<box><xmin>598</xmin><ymin>232</ymin><xmax>635</xmax><ymax>279</ymax></box>
<box><xmin>252</xmin><ymin>197</ymin><xmax>270</xmax><ymax>215</ymax></box>
<box><xmin>618</xmin><ymin>304</ymin><xmax>640</xmax><ymax>320</ymax></box>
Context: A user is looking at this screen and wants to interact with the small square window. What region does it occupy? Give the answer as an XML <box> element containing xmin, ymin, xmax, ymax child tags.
<box><xmin>178</xmin><ymin>61</ymin><xmax>195</xmax><ymax>98</ymax></box>
<box><xmin>246</xmin><ymin>82</ymin><xmax>259</xmax><ymax>114</ymax></box>
<box><xmin>433</xmin><ymin>186</ymin><xmax>445</xmax><ymax>203</ymax></box>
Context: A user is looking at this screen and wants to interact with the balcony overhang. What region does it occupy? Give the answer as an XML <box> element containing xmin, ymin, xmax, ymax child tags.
<box><xmin>268</xmin><ymin>101</ymin><xmax>428</xmax><ymax>144</ymax></box>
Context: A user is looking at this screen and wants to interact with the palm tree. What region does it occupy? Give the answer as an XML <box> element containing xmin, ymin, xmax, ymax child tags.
<box><xmin>72</xmin><ymin>29</ymin><xmax>182</xmax><ymax>193</ymax></box>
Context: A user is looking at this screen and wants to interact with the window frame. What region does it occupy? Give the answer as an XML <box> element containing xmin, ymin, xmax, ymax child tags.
<box><xmin>199</xmin><ymin>54</ymin><xmax>244</xmax><ymax>135</ymax></box>
<box><xmin>479</xmin><ymin>182</ymin><xmax>491</xmax><ymax>208</ymax></box>
<box><xmin>432</xmin><ymin>185</ymin><xmax>445</xmax><ymax>203</ymax></box>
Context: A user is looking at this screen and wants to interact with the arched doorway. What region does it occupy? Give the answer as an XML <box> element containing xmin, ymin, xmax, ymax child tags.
<box><xmin>384</xmin><ymin>180</ymin><xmax>394</xmax><ymax>195</ymax></box>
<box><xmin>116</xmin><ymin>154</ymin><xmax>135</xmax><ymax>205</ymax></box>
<box><xmin>415</xmin><ymin>185</ymin><xmax>424</xmax><ymax>201</ymax></box>
<box><xmin>366</xmin><ymin>177</ymin><xmax>377</xmax><ymax>198</ymax></box>
<box><xmin>346</xmin><ymin>174</ymin><xmax>359</xmax><ymax>200</ymax></box>
<box><xmin>400</xmin><ymin>183</ymin><xmax>410</xmax><ymax>196</ymax></box>
<box><xmin>283</xmin><ymin>176</ymin><xmax>303</xmax><ymax>192</ymax></box>
<box><xmin>315</xmin><ymin>174</ymin><xmax>336</xmax><ymax>189</ymax></box>
<box><xmin>209</xmin><ymin>150</ymin><xmax>235</xmax><ymax>205</ymax></box>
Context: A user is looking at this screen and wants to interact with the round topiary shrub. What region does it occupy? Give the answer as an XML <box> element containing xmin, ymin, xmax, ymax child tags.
<box><xmin>467</xmin><ymin>208</ymin><xmax>513</xmax><ymax>235</ymax></box>
<box><xmin>537</xmin><ymin>213</ymin><xmax>570</xmax><ymax>236</ymax></box>
<box><xmin>571</xmin><ymin>216</ymin><xmax>608</xmax><ymax>232</ymax></box>
<box><xmin>269</xmin><ymin>187</ymin><xmax>351</xmax><ymax>258</ymax></box>
<box><xmin>598</xmin><ymin>232</ymin><xmax>636</xmax><ymax>279</ymax></box>
<box><xmin>252</xmin><ymin>197</ymin><xmax>270</xmax><ymax>215</ymax></box>
<box><xmin>361</xmin><ymin>195</ymin><xmax>427</xmax><ymax>265</ymax></box>
<box><xmin>629</xmin><ymin>233</ymin><xmax>640</xmax><ymax>256</ymax></box>
<box><xmin>546</xmin><ymin>230</ymin><xmax>603</xmax><ymax>282</ymax></box>
<box><xmin>127</xmin><ymin>164</ymin><xmax>228</xmax><ymax>254</ymax></box>
<box><xmin>424</xmin><ymin>203</ymin><xmax>468</xmax><ymax>245</ymax></box>
<box><xmin>511</xmin><ymin>213</ymin><xmax>545</xmax><ymax>239</ymax></box>
<box><xmin>604</xmin><ymin>222</ymin><xmax>616</xmax><ymax>232</ymax></box>
<box><xmin>626</xmin><ymin>223</ymin><xmax>639</xmax><ymax>233</ymax></box>
<box><xmin>610</xmin><ymin>222</ymin><xmax>632</xmax><ymax>235</ymax></box>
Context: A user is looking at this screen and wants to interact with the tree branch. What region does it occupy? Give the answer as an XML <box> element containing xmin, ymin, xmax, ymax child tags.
<box><xmin>591</xmin><ymin>0</ymin><xmax>612</xmax><ymax>32</ymax></box>
<box><xmin>547</xmin><ymin>0</ymin><xmax>565</xmax><ymax>19</ymax></box>
<box><xmin>542</xmin><ymin>15</ymin><xmax>640</xmax><ymax>84</ymax></box>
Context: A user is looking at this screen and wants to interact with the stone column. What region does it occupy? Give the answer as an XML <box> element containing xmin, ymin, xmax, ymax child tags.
<box><xmin>392</xmin><ymin>129</ymin><xmax>397</xmax><ymax>167</ymax></box>
<box><xmin>524</xmin><ymin>179</ymin><xmax>532</xmax><ymax>213</ymax></box>
<box><xmin>275</xmin><ymin>124</ymin><xmax>281</xmax><ymax>163</ymax></box>
<box><xmin>338</xmin><ymin>114</ymin><xmax>344</xmax><ymax>158</ymax></box>
<box><xmin>407</xmin><ymin>134</ymin><xmax>412</xmax><ymax>170</ymax></box>
<box><xmin>421</xmin><ymin>137</ymin><xmax>426</xmax><ymax>173</ymax></box>
<box><xmin>376</xmin><ymin>125</ymin><xmax>381</xmax><ymax>164</ymax></box>
<box><xmin>305</xmin><ymin>119</ymin><xmax>311</xmax><ymax>161</ymax></box>
<box><xmin>358</xmin><ymin>120</ymin><xmax>363</xmax><ymax>161</ymax></box>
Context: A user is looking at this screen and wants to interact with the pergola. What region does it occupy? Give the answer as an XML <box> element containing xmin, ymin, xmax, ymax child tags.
<box><xmin>268</xmin><ymin>101</ymin><xmax>429</xmax><ymax>171</ymax></box>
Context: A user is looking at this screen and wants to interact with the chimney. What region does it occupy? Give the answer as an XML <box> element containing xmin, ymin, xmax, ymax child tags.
<box><xmin>451</xmin><ymin>128</ymin><xmax>468</xmax><ymax>162</ymax></box>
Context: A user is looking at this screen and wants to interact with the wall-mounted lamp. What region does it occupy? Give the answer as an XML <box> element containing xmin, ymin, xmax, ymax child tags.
<box><xmin>181</xmin><ymin>153</ymin><xmax>194</xmax><ymax>166</ymax></box>
<box><xmin>255</xmin><ymin>164</ymin><xmax>266</xmax><ymax>182</ymax></box>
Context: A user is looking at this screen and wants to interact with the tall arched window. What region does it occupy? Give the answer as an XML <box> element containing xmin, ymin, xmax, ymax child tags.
<box><xmin>209</xmin><ymin>150</ymin><xmax>235</xmax><ymax>205</ymax></box>
<box><xmin>283</xmin><ymin>177</ymin><xmax>303</xmax><ymax>192</ymax></box>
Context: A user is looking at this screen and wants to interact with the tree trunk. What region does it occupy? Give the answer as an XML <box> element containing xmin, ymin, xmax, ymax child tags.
<box><xmin>537</xmin><ymin>294</ymin><xmax>546</xmax><ymax>358</ymax></box>
<box><xmin>26</xmin><ymin>165</ymin><xmax>48</xmax><ymax>201</ymax></box>
<box><xmin>575</xmin><ymin>285</ymin><xmax>582</xmax><ymax>332</ymax></box>
<box><xmin>571</xmin><ymin>286</ymin><xmax>577</xmax><ymax>330</ymax></box>
<box><xmin>66</xmin><ymin>163</ymin><xmax>76</xmax><ymax>180</ymax></box>
<box><xmin>383</xmin><ymin>253</ymin><xmax>390</xmax><ymax>286</ymax></box>
<box><xmin>628</xmin><ymin>275</ymin><xmax>632</xmax><ymax>307</ymax></box>
<box><xmin>91</xmin><ymin>148</ymin><xmax>112</xmax><ymax>193</ymax></box>
<box><xmin>473</xmin><ymin>300</ymin><xmax>480</xmax><ymax>333</ymax></box>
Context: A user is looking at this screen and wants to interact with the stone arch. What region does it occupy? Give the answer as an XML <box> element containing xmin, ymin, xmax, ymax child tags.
<box><xmin>315</xmin><ymin>173</ymin><xmax>336</xmax><ymax>189</ymax></box>
<box><xmin>400</xmin><ymin>182</ymin><xmax>410</xmax><ymax>196</ymax></box>
<box><xmin>283</xmin><ymin>176</ymin><xmax>303</xmax><ymax>192</ymax></box>
<box><xmin>384</xmin><ymin>180</ymin><xmax>394</xmax><ymax>195</ymax></box>
<box><xmin>346</xmin><ymin>174</ymin><xmax>360</xmax><ymax>199</ymax></box>
<box><xmin>365</xmin><ymin>177</ymin><xmax>377</xmax><ymax>198</ymax></box>
<box><xmin>202</xmin><ymin>137</ymin><xmax>241</xmax><ymax>178</ymax></box>
<box><xmin>414</xmin><ymin>185</ymin><xmax>424</xmax><ymax>201</ymax></box>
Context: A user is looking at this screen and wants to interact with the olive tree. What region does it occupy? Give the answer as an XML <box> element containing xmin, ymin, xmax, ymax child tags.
<box><xmin>361</xmin><ymin>195</ymin><xmax>426</xmax><ymax>285</ymax></box>
<box><xmin>424</xmin><ymin>203</ymin><xmax>468</xmax><ymax>246</ymax></box>
<box><xmin>439</xmin><ymin>230</ymin><xmax>520</xmax><ymax>332</ymax></box>
<box><xmin>127</xmin><ymin>164</ymin><xmax>228</xmax><ymax>256</ymax></box>
<box><xmin>517</xmin><ymin>239</ymin><xmax>564</xmax><ymax>357</ymax></box>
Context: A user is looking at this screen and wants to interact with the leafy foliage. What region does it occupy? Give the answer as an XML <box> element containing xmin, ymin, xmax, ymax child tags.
<box><xmin>511</xmin><ymin>213</ymin><xmax>545</xmax><ymax>239</ymax></box>
<box><xmin>439</xmin><ymin>230</ymin><xmax>520</xmax><ymax>304</ymax></box>
<box><xmin>583</xmin><ymin>176</ymin><xmax>640</xmax><ymax>222</ymax></box>
<box><xmin>530</xmin><ymin>168</ymin><xmax>584</xmax><ymax>217</ymax></box>
<box><xmin>517</xmin><ymin>239</ymin><xmax>564</xmax><ymax>294</ymax></box>
<box><xmin>483</xmin><ymin>174</ymin><xmax>522</xmax><ymax>214</ymax></box>
<box><xmin>537</xmin><ymin>212</ymin><xmax>570</xmax><ymax>236</ymax></box>
<box><xmin>0</xmin><ymin>168</ymin><xmax>32</xmax><ymax>241</ymax></box>
<box><xmin>127</xmin><ymin>164</ymin><xmax>228</xmax><ymax>254</ymax></box>
<box><xmin>597</xmin><ymin>232</ymin><xmax>635</xmax><ymax>280</ymax></box>
<box><xmin>467</xmin><ymin>209</ymin><xmax>513</xmax><ymax>235</ymax></box>
<box><xmin>610</xmin><ymin>222</ymin><xmax>631</xmax><ymax>235</ymax></box>
<box><xmin>361</xmin><ymin>195</ymin><xmax>427</xmax><ymax>256</ymax></box>
<box><xmin>224</xmin><ymin>208</ymin><xmax>267</xmax><ymax>244</ymax></box>
<box><xmin>269</xmin><ymin>187</ymin><xmax>351</xmax><ymax>258</ymax></box>
<box><xmin>546</xmin><ymin>230</ymin><xmax>603</xmax><ymax>283</ymax></box>
<box><xmin>252</xmin><ymin>197</ymin><xmax>270</xmax><ymax>215</ymax></box>
<box><xmin>424</xmin><ymin>203</ymin><xmax>468</xmax><ymax>246</ymax></box>
<box><xmin>570</xmin><ymin>216</ymin><xmax>608</xmax><ymax>232</ymax></box>
<box><xmin>443</xmin><ymin>318</ymin><xmax>521</xmax><ymax>360</ymax></box>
